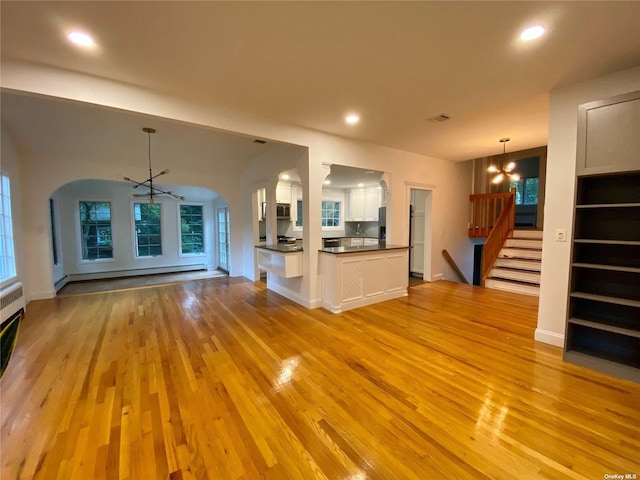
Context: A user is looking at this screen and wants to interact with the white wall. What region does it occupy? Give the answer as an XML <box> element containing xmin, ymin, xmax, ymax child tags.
<box><xmin>536</xmin><ymin>66</ymin><xmax>640</xmax><ymax>347</ymax></box>
<box><xmin>2</xmin><ymin>61</ymin><xmax>475</xmax><ymax>305</ymax></box>
<box><xmin>55</xmin><ymin>180</ymin><xmax>218</xmax><ymax>278</ymax></box>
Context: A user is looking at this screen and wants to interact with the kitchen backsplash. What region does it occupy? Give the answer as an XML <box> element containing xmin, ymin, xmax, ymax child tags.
<box><xmin>344</xmin><ymin>221</ymin><xmax>378</xmax><ymax>237</ymax></box>
<box><xmin>274</xmin><ymin>219</ymin><xmax>378</xmax><ymax>239</ymax></box>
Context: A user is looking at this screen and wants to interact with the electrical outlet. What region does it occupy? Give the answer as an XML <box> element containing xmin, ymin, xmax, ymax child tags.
<box><xmin>555</xmin><ymin>228</ymin><xmax>567</xmax><ymax>242</ymax></box>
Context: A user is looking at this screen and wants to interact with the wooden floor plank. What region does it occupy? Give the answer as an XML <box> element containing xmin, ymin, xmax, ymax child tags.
<box><xmin>1</xmin><ymin>278</ymin><xmax>639</xmax><ymax>479</ymax></box>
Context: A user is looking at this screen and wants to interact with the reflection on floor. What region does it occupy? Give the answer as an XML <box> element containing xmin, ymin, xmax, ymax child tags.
<box><xmin>58</xmin><ymin>269</ymin><xmax>228</xmax><ymax>296</ymax></box>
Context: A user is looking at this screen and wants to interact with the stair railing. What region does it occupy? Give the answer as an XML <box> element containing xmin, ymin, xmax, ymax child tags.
<box><xmin>468</xmin><ymin>192</ymin><xmax>514</xmax><ymax>237</ymax></box>
<box><xmin>442</xmin><ymin>249</ymin><xmax>469</xmax><ymax>284</ymax></box>
<box><xmin>481</xmin><ymin>191</ymin><xmax>515</xmax><ymax>286</ymax></box>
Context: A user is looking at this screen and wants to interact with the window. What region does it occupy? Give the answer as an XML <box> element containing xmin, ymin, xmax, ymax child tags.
<box><xmin>180</xmin><ymin>205</ymin><xmax>204</xmax><ymax>255</ymax></box>
<box><xmin>0</xmin><ymin>175</ymin><xmax>16</xmax><ymax>282</ymax></box>
<box><xmin>134</xmin><ymin>203</ymin><xmax>162</xmax><ymax>257</ymax></box>
<box><xmin>510</xmin><ymin>178</ymin><xmax>539</xmax><ymax>206</ymax></box>
<box><xmin>321</xmin><ymin>200</ymin><xmax>341</xmax><ymax>227</ymax></box>
<box><xmin>79</xmin><ymin>201</ymin><xmax>113</xmax><ymax>260</ymax></box>
<box><xmin>295</xmin><ymin>199</ymin><xmax>303</xmax><ymax>227</ymax></box>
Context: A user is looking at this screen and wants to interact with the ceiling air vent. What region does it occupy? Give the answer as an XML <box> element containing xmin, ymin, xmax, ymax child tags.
<box><xmin>253</xmin><ymin>139</ymin><xmax>267</xmax><ymax>144</ymax></box>
<box><xmin>428</xmin><ymin>114</ymin><xmax>451</xmax><ymax>124</ymax></box>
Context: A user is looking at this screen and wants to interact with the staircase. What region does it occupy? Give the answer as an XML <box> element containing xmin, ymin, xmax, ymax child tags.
<box><xmin>485</xmin><ymin>230</ymin><xmax>542</xmax><ymax>296</ymax></box>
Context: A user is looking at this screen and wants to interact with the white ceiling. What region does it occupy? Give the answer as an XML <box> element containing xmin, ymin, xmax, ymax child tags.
<box><xmin>2</xmin><ymin>1</ymin><xmax>640</xmax><ymax>161</ymax></box>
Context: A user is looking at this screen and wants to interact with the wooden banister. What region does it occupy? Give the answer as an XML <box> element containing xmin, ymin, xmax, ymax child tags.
<box><xmin>481</xmin><ymin>192</ymin><xmax>515</xmax><ymax>286</ymax></box>
<box><xmin>468</xmin><ymin>192</ymin><xmax>513</xmax><ymax>238</ymax></box>
<box><xmin>442</xmin><ymin>249</ymin><xmax>469</xmax><ymax>284</ymax></box>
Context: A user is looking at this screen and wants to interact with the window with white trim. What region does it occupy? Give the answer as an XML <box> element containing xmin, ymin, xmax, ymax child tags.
<box><xmin>0</xmin><ymin>175</ymin><xmax>16</xmax><ymax>282</ymax></box>
<box><xmin>179</xmin><ymin>204</ymin><xmax>204</xmax><ymax>255</ymax></box>
<box><xmin>79</xmin><ymin>201</ymin><xmax>113</xmax><ymax>260</ymax></box>
<box><xmin>321</xmin><ymin>200</ymin><xmax>341</xmax><ymax>227</ymax></box>
<box><xmin>134</xmin><ymin>203</ymin><xmax>162</xmax><ymax>257</ymax></box>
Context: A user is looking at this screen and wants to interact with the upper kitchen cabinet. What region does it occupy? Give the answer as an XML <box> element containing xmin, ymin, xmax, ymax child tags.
<box><xmin>576</xmin><ymin>90</ymin><xmax>640</xmax><ymax>176</ymax></box>
<box><xmin>276</xmin><ymin>181</ymin><xmax>292</xmax><ymax>204</ymax></box>
<box><xmin>290</xmin><ymin>183</ymin><xmax>303</xmax><ymax>228</ymax></box>
<box><xmin>346</xmin><ymin>186</ymin><xmax>381</xmax><ymax>221</ymax></box>
<box><xmin>364</xmin><ymin>187</ymin><xmax>381</xmax><ymax>220</ymax></box>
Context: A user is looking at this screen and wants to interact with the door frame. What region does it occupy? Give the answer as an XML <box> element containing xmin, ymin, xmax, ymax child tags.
<box><xmin>405</xmin><ymin>183</ymin><xmax>434</xmax><ymax>282</ymax></box>
<box><xmin>217</xmin><ymin>206</ymin><xmax>230</xmax><ymax>272</ymax></box>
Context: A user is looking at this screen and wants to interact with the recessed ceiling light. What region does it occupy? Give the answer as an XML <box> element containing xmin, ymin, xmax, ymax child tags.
<box><xmin>281</xmin><ymin>174</ymin><xmax>290</xmax><ymax>180</ymax></box>
<box><xmin>324</xmin><ymin>180</ymin><xmax>331</xmax><ymax>185</ymax></box>
<box><xmin>520</xmin><ymin>25</ymin><xmax>545</xmax><ymax>41</ymax></box>
<box><xmin>67</xmin><ymin>31</ymin><xmax>95</xmax><ymax>47</ymax></box>
<box><xmin>357</xmin><ymin>183</ymin><xmax>364</xmax><ymax>187</ymax></box>
<box><xmin>345</xmin><ymin>114</ymin><xmax>360</xmax><ymax>125</ymax></box>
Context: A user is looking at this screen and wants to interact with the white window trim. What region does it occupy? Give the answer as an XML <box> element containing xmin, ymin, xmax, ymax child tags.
<box><xmin>292</xmin><ymin>198</ymin><xmax>303</xmax><ymax>232</ymax></box>
<box><xmin>321</xmin><ymin>199</ymin><xmax>344</xmax><ymax>231</ymax></box>
<box><xmin>0</xmin><ymin>173</ymin><xmax>17</xmax><ymax>287</ymax></box>
<box><xmin>177</xmin><ymin>202</ymin><xmax>206</xmax><ymax>257</ymax></box>
<box><xmin>75</xmin><ymin>198</ymin><xmax>116</xmax><ymax>264</ymax></box>
<box><xmin>131</xmin><ymin>199</ymin><xmax>165</xmax><ymax>260</ymax></box>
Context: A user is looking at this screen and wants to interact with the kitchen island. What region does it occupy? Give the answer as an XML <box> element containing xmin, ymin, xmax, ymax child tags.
<box><xmin>319</xmin><ymin>243</ymin><xmax>409</xmax><ymax>313</ymax></box>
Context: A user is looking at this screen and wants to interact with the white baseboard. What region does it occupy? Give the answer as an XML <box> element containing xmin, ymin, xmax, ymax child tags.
<box><xmin>54</xmin><ymin>275</ymin><xmax>69</xmax><ymax>292</ymax></box>
<box><xmin>27</xmin><ymin>291</ymin><xmax>56</xmax><ymax>302</ymax></box>
<box><xmin>267</xmin><ymin>282</ymin><xmax>309</xmax><ymax>308</ymax></box>
<box><xmin>308</xmin><ymin>298</ymin><xmax>322</xmax><ymax>309</ymax></box>
<box><xmin>431</xmin><ymin>273</ymin><xmax>444</xmax><ymax>282</ymax></box>
<box><xmin>535</xmin><ymin>328</ymin><xmax>564</xmax><ymax>347</ymax></box>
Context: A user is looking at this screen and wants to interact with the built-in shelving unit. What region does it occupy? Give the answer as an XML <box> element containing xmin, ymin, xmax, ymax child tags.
<box><xmin>565</xmin><ymin>171</ymin><xmax>640</xmax><ymax>382</ymax></box>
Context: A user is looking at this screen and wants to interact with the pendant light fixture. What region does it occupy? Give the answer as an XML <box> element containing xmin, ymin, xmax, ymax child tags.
<box><xmin>487</xmin><ymin>138</ymin><xmax>520</xmax><ymax>184</ymax></box>
<box><xmin>124</xmin><ymin>127</ymin><xmax>185</xmax><ymax>203</ymax></box>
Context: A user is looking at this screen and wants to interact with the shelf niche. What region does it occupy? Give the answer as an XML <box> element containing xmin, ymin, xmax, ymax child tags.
<box><xmin>565</xmin><ymin>91</ymin><xmax>640</xmax><ymax>384</ymax></box>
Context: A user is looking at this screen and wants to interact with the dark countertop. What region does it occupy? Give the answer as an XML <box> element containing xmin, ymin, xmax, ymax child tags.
<box><xmin>322</xmin><ymin>236</ymin><xmax>378</xmax><ymax>239</ymax></box>
<box><xmin>255</xmin><ymin>244</ymin><xmax>303</xmax><ymax>253</ymax></box>
<box><xmin>319</xmin><ymin>244</ymin><xmax>409</xmax><ymax>254</ymax></box>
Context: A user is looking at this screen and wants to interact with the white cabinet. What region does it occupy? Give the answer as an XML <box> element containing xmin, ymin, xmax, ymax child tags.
<box><xmin>350</xmin><ymin>238</ymin><xmax>364</xmax><ymax>246</ymax></box>
<box><xmin>276</xmin><ymin>183</ymin><xmax>292</xmax><ymax>204</ymax></box>
<box><xmin>290</xmin><ymin>184</ymin><xmax>302</xmax><ymax>226</ymax></box>
<box><xmin>364</xmin><ymin>188</ymin><xmax>381</xmax><ymax>221</ymax></box>
<box><xmin>348</xmin><ymin>189</ymin><xmax>365</xmax><ymax>221</ymax></box>
<box><xmin>347</xmin><ymin>186</ymin><xmax>381</xmax><ymax>221</ymax></box>
<box><xmin>364</xmin><ymin>238</ymin><xmax>378</xmax><ymax>246</ymax></box>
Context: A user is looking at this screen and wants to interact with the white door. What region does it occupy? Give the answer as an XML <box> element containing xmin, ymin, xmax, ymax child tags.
<box><xmin>218</xmin><ymin>207</ymin><xmax>230</xmax><ymax>272</ymax></box>
<box><xmin>409</xmin><ymin>188</ymin><xmax>432</xmax><ymax>281</ymax></box>
<box><xmin>410</xmin><ymin>190</ymin><xmax>426</xmax><ymax>276</ymax></box>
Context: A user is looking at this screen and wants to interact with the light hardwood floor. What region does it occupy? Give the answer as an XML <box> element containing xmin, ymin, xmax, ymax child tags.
<box><xmin>1</xmin><ymin>279</ymin><xmax>638</xmax><ymax>479</ymax></box>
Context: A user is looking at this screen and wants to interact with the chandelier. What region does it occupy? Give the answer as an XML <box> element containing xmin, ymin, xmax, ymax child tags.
<box><xmin>124</xmin><ymin>127</ymin><xmax>185</xmax><ymax>203</ymax></box>
<box><xmin>487</xmin><ymin>138</ymin><xmax>520</xmax><ymax>184</ymax></box>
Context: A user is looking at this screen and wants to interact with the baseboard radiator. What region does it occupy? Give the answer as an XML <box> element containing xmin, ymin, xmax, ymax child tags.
<box><xmin>68</xmin><ymin>264</ymin><xmax>208</xmax><ymax>282</ymax></box>
<box><xmin>1</xmin><ymin>282</ymin><xmax>26</xmax><ymax>324</ymax></box>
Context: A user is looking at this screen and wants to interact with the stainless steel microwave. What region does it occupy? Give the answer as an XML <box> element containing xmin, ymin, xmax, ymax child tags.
<box><xmin>276</xmin><ymin>203</ymin><xmax>291</xmax><ymax>219</ymax></box>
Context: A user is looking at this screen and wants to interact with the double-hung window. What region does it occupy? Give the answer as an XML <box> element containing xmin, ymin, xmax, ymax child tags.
<box><xmin>321</xmin><ymin>200</ymin><xmax>341</xmax><ymax>227</ymax></box>
<box><xmin>134</xmin><ymin>203</ymin><xmax>162</xmax><ymax>257</ymax></box>
<box><xmin>0</xmin><ymin>175</ymin><xmax>16</xmax><ymax>283</ymax></box>
<box><xmin>179</xmin><ymin>205</ymin><xmax>204</xmax><ymax>255</ymax></box>
<box><xmin>79</xmin><ymin>201</ymin><xmax>113</xmax><ymax>260</ymax></box>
